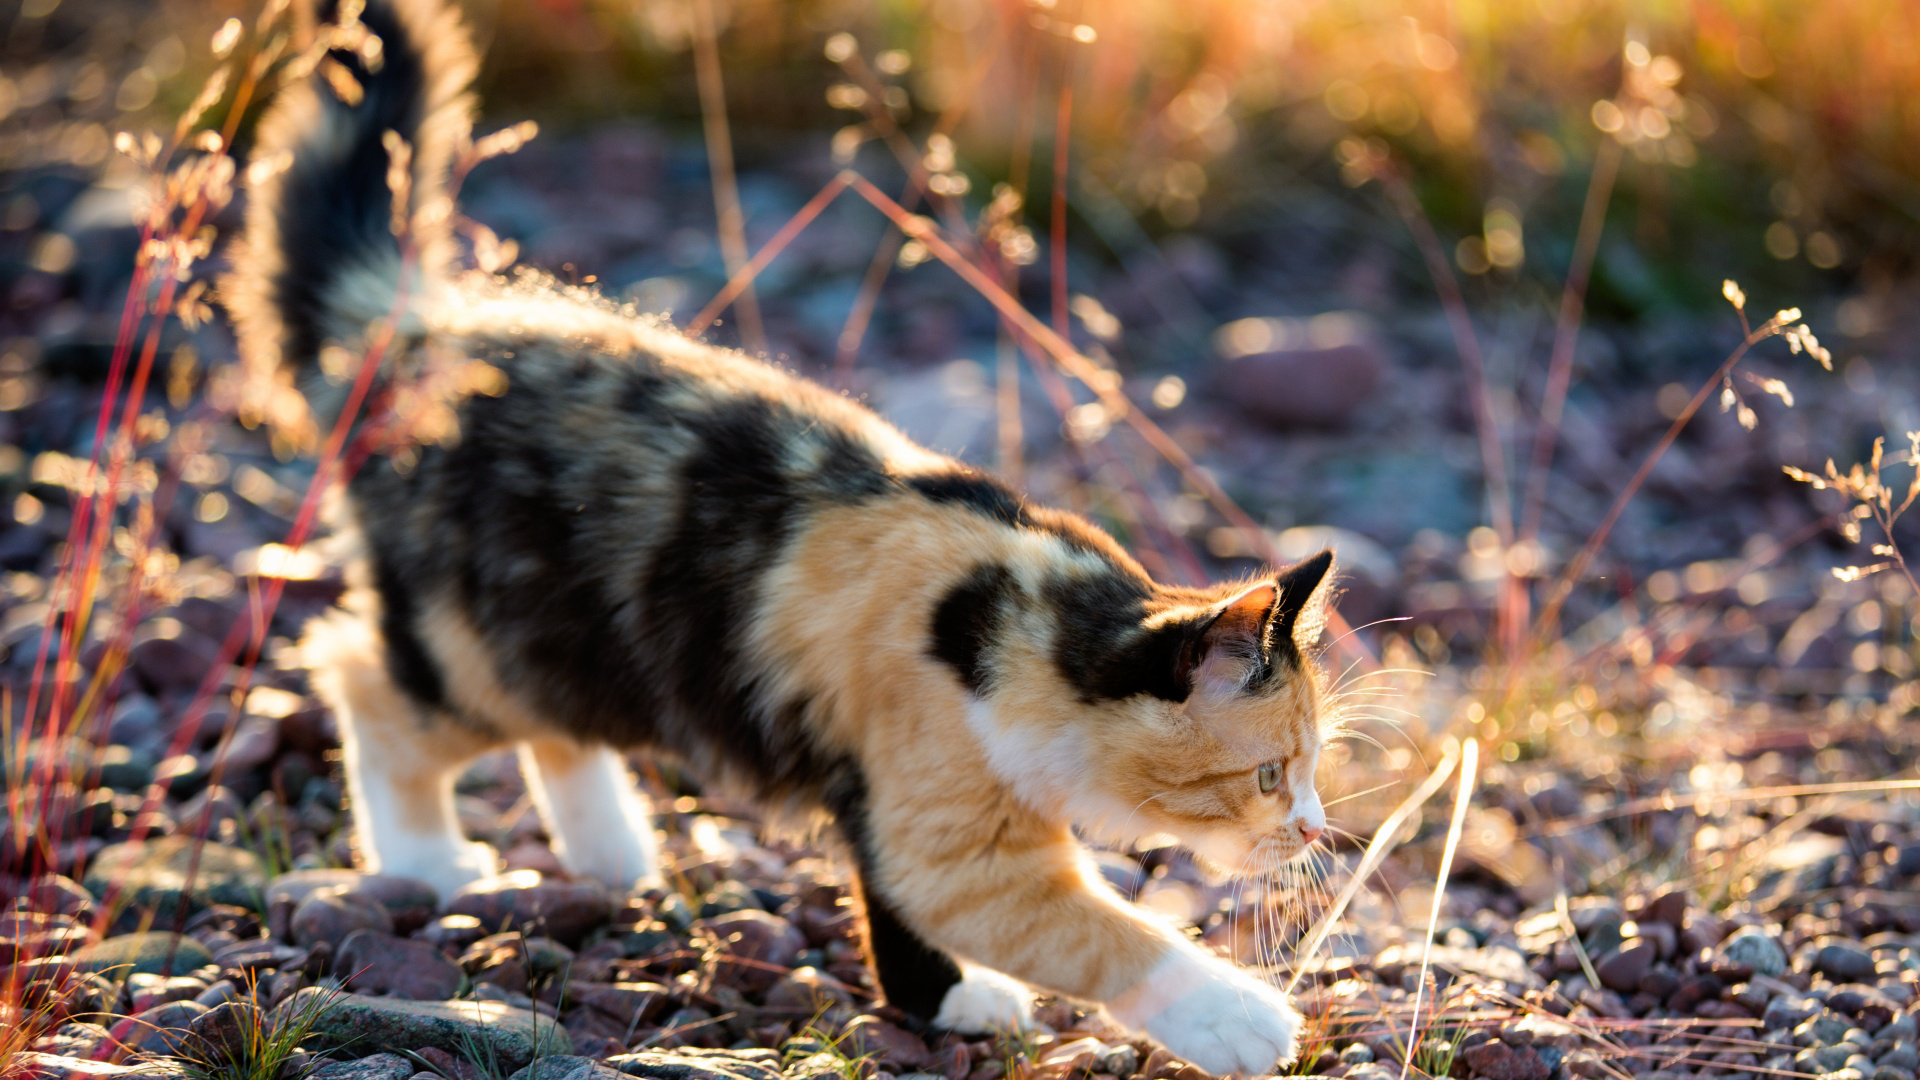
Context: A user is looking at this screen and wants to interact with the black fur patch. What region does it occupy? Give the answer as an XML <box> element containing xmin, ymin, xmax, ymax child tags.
<box><xmin>272</xmin><ymin>0</ymin><xmax>429</xmax><ymax>363</ymax></box>
<box><xmin>1046</xmin><ymin>573</ymin><xmax>1200</xmax><ymax>703</ymax></box>
<box><xmin>367</xmin><ymin>548</ymin><xmax>447</xmax><ymax>710</ymax></box>
<box><xmin>824</xmin><ymin>769</ymin><xmax>963</xmax><ymax>1020</ymax></box>
<box><xmin>908</xmin><ymin>469</ymin><xmax>1032</xmax><ymax>530</ymax></box>
<box><xmin>929</xmin><ymin>564</ymin><xmax>1015</xmax><ymax>695</ymax></box>
<box><xmin>638</xmin><ymin>397</ymin><xmax>888</xmax><ymax>791</ymax></box>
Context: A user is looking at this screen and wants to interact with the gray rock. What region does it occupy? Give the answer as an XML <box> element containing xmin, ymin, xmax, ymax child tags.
<box><xmin>1816</xmin><ymin>941</ymin><xmax>1879</xmax><ymax>984</ymax></box>
<box><xmin>508</xmin><ymin>1058</ymin><xmax>626</xmax><ymax>1080</ymax></box>
<box><xmin>82</xmin><ymin>837</ymin><xmax>265</xmax><ymax>921</ymax></box>
<box><xmin>310</xmin><ymin>1053</ymin><xmax>418</xmax><ymax>1080</ymax></box>
<box><xmin>67</xmin><ymin>932</ymin><xmax>213</xmax><ymax>977</ymax></box>
<box><xmin>280</xmin><ymin>989</ymin><xmax>569</xmax><ymax>1069</ymax></box>
<box><xmin>1718</xmin><ymin>927</ymin><xmax>1789</xmax><ymax>977</ymax></box>
<box><xmin>602</xmin><ymin>1049</ymin><xmax>784</xmax><ymax>1080</ymax></box>
<box><xmin>268</xmin><ymin>870</ymin><xmax>440</xmax><ymax>918</ymax></box>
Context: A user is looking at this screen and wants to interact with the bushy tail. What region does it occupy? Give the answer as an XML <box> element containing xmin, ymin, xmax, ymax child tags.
<box><xmin>226</xmin><ymin>0</ymin><xmax>476</xmax><ymax>384</ymax></box>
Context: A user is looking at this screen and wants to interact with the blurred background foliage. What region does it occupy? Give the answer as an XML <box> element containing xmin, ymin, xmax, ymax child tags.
<box><xmin>8</xmin><ymin>0</ymin><xmax>1919</xmax><ymax>322</ymax></box>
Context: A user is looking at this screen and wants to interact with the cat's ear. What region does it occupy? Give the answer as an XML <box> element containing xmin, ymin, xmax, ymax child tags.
<box><xmin>1186</xmin><ymin>581</ymin><xmax>1280</xmax><ymax>699</ymax></box>
<box><xmin>1272</xmin><ymin>548</ymin><xmax>1336</xmax><ymax>646</ymax></box>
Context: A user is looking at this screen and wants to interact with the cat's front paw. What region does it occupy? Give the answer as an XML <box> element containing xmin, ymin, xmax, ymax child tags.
<box><xmin>1110</xmin><ymin>947</ymin><xmax>1300</xmax><ymax>1076</ymax></box>
<box><xmin>933</xmin><ymin>966</ymin><xmax>1039</xmax><ymax>1035</ymax></box>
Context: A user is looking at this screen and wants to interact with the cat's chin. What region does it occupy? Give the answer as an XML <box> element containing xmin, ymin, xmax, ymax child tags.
<box><xmin>1178</xmin><ymin>833</ymin><xmax>1311</xmax><ymax>881</ymax></box>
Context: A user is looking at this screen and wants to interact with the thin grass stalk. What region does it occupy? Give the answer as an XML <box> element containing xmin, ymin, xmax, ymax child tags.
<box><xmin>1398</xmin><ymin>737</ymin><xmax>1479</xmax><ymax>1080</ymax></box>
<box><xmin>1532</xmin><ymin>324</ymin><xmax>1772</xmax><ymax>641</ymax></box>
<box><xmin>1284</xmin><ymin>743</ymin><xmax>1463</xmax><ymax>996</ymax></box>
<box><xmin>689</xmin><ymin>0</ymin><xmax>765</xmax><ymax>354</ymax></box>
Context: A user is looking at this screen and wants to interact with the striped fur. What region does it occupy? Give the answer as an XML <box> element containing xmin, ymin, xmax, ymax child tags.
<box><xmin>226</xmin><ymin>1</ymin><xmax>1334</xmax><ymax>1070</ymax></box>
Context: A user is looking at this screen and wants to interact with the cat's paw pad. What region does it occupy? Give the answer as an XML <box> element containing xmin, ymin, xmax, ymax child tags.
<box><xmin>1112</xmin><ymin>949</ymin><xmax>1299</xmax><ymax>1076</ymax></box>
<box><xmin>934</xmin><ymin>967</ymin><xmax>1039</xmax><ymax>1035</ymax></box>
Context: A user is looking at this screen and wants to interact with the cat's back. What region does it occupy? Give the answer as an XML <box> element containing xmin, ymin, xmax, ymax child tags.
<box><xmin>339</xmin><ymin>281</ymin><xmax>972</xmax><ymax>759</ymax></box>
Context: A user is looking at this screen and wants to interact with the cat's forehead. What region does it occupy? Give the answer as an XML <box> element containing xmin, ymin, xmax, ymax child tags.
<box><xmin>1210</xmin><ymin>670</ymin><xmax>1321</xmax><ymax>756</ymax></box>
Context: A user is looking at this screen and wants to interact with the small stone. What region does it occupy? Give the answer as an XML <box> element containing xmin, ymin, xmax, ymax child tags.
<box><xmin>700</xmin><ymin>909</ymin><xmax>804</xmax><ymax>994</ymax></box>
<box><xmin>509</xmin><ymin>1058</ymin><xmax>625</xmax><ymax>1080</ymax></box>
<box><xmin>602</xmin><ymin>1048</ymin><xmax>784</xmax><ymax>1080</ymax></box>
<box><xmin>1213</xmin><ymin>322</ymin><xmax>1388</xmax><ymax>431</ymax></box>
<box><xmin>1634</xmin><ymin>888</ymin><xmax>1689</xmax><ymax>931</ymax></box>
<box><xmin>310</xmin><ymin>1052</ymin><xmax>419</xmax><ymax>1080</ymax></box>
<box><xmin>446</xmin><ymin>871</ymin><xmax>612</xmax><ymax>945</ymax></box>
<box><xmin>271</xmin><ymin>870</ymin><xmax>441</xmax><ymax>935</ymax></box>
<box><xmin>291</xmin><ymin>889</ymin><xmax>394</xmax><ymax>947</ymax></box>
<box><xmin>1718</xmin><ymin>927</ymin><xmax>1789</xmax><ymax>978</ymax></box>
<box><xmin>696</xmin><ymin>881</ymin><xmax>762</xmax><ymax>919</ymax></box>
<box><xmin>82</xmin><ymin>838</ymin><xmax>265</xmax><ymax>922</ymax></box>
<box><xmin>842</xmin><ymin>1016</ymin><xmax>933</xmax><ymax>1068</ymax></box>
<box><xmin>281</xmin><ymin>988</ymin><xmax>569</xmax><ymax>1069</ymax></box>
<box><xmin>1595</xmin><ymin>941</ymin><xmax>1657</xmax><ymax>994</ymax></box>
<box><xmin>1461</xmin><ymin>1038</ymin><xmax>1551</xmax><ymax>1080</ymax></box>
<box><xmin>567</xmin><ymin>981</ymin><xmax>670</xmax><ymax>1026</ymax></box>
<box><xmin>1816</xmin><ymin>942</ymin><xmax>1879</xmax><ymax>984</ymax></box>
<box><xmin>334</xmin><ymin>929</ymin><xmax>465</xmax><ymax>999</ymax></box>
<box><xmin>109</xmin><ymin>1000</ymin><xmax>208</xmax><ymax>1057</ymax></box>
<box><xmin>68</xmin><ymin>932</ymin><xmax>213</xmax><ymax>977</ymax></box>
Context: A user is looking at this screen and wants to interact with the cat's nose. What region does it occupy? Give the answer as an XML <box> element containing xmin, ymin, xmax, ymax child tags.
<box><xmin>1296</xmin><ymin>820</ymin><xmax>1323</xmax><ymax>845</ymax></box>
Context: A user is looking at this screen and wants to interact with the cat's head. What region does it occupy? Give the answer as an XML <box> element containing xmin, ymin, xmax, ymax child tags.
<box><xmin>1039</xmin><ymin>549</ymin><xmax>1337</xmax><ymax>875</ymax></box>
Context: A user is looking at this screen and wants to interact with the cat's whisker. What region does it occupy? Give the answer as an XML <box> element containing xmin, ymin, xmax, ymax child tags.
<box><xmin>1325</xmin><ymin>780</ymin><xmax>1403</xmax><ymax>809</ymax></box>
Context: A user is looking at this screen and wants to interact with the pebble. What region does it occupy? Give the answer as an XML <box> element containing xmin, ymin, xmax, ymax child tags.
<box><xmin>81</xmin><ymin>838</ymin><xmax>265</xmax><ymax>923</ymax></box>
<box><xmin>68</xmin><ymin>932</ymin><xmax>213</xmax><ymax>978</ymax></box>
<box><xmin>601</xmin><ymin>1049</ymin><xmax>784</xmax><ymax>1080</ymax></box>
<box><xmin>310</xmin><ymin>1053</ymin><xmax>419</xmax><ymax>1080</ymax></box>
<box><xmin>1817</xmin><ymin>941</ymin><xmax>1881</xmax><ymax>984</ymax></box>
<box><xmin>290</xmin><ymin>889</ymin><xmax>394</xmax><ymax>947</ymax></box>
<box><xmin>281</xmin><ymin>988</ymin><xmax>570</xmax><ymax>1068</ymax></box>
<box><xmin>445</xmin><ymin>871</ymin><xmax>612</xmax><ymax>945</ymax></box>
<box><xmin>1718</xmin><ymin>926</ymin><xmax>1789</xmax><ymax>977</ymax></box>
<box><xmin>700</xmin><ymin>909</ymin><xmax>805</xmax><ymax>994</ymax></box>
<box><xmin>1595</xmin><ymin>940</ymin><xmax>1657</xmax><ymax>993</ymax></box>
<box><xmin>334</xmin><ymin>929</ymin><xmax>465</xmax><ymax>999</ymax></box>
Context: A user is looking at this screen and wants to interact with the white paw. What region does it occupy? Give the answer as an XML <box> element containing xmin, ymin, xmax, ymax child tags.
<box><xmin>933</xmin><ymin>967</ymin><xmax>1039</xmax><ymax>1035</ymax></box>
<box><xmin>1109</xmin><ymin>946</ymin><xmax>1300</xmax><ymax>1076</ymax></box>
<box><xmin>370</xmin><ymin>839</ymin><xmax>498</xmax><ymax>905</ymax></box>
<box><xmin>560</xmin><ymin>843</ymin><xmax>663</xmax><ymax>895</ymax></box>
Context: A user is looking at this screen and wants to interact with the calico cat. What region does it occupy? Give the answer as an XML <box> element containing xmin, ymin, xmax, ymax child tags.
<box><xmin>225</xmin><ymin>0</ymin><xmax>1334</xmax><ymax>1071</ymax></box>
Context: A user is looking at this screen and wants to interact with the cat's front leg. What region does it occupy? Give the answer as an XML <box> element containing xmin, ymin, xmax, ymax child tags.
<box><xmin>863</xmin><ymin>784</ymin><xmax>1297</xmax><ymax>1074</ymax></box>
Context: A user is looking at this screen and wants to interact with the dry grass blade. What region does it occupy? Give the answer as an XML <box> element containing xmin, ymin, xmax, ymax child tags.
<box><xmin>1285</xmin><ymin>743</ymin><xmax>1463</xmax><ymax>996</ymax></box>
<box><xmin>689</xmin><ymin>0</ymin><xmax>765</xmax><ymax>354</ymax></box>
<box><xmin>1398</xmin><ymin>737</ymin><xmax>1479</xmax><ymax>1080</ymax></box>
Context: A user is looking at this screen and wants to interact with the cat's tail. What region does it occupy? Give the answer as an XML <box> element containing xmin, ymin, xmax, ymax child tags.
<box><xmin>225</xmin><ymin>0</ymin><xmax>477</xmax><ymax>381</ymax></box>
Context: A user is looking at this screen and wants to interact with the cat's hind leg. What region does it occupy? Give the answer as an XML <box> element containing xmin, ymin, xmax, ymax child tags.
<box><xmin>521</xmin><ymin>739</ymin><xmax>663</xmax><ymax>893</ymax></box>
<box><xmin>305</xmin><ymin>610</ymin><xmax>502</xmax><ymax>901</ymax></box>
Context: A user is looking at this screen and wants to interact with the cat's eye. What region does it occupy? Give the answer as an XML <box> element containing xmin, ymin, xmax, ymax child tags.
<box><xmin>1257</xmin><ymin>762</ymin><xmax>1282</xmax><ymax>794</ymax></box>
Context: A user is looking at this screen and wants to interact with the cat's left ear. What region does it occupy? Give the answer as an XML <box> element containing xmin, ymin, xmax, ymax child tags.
<box><xmin>1271</xmin><ymin>548</ymin><xmax>1336</xmax><ymax>646</ymax></box>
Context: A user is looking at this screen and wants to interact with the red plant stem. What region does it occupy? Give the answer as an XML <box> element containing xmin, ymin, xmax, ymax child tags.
<box><xmin>1532</xmin><ymin>329</ymin><xmax>1766</xmax><ymax>641</ymax></box>
<box><xmin>1520</xmin><ymin>137</ymin><xmax>1622</xmax><ymax>550</ymax></box>
<box><xmin>845</xmin><ymin>173</ymin><xmax>1373</xmax><ymax>664</ymax></box>
<box><xmin>685</xmin><ymin>173</ymin><xmax>853</xmax><ymax>338</ymax></box>
<box><xmin>1051</xmin><ymin>82</ymin><xmax>1073</xmax><ymax>343</ymax></box>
